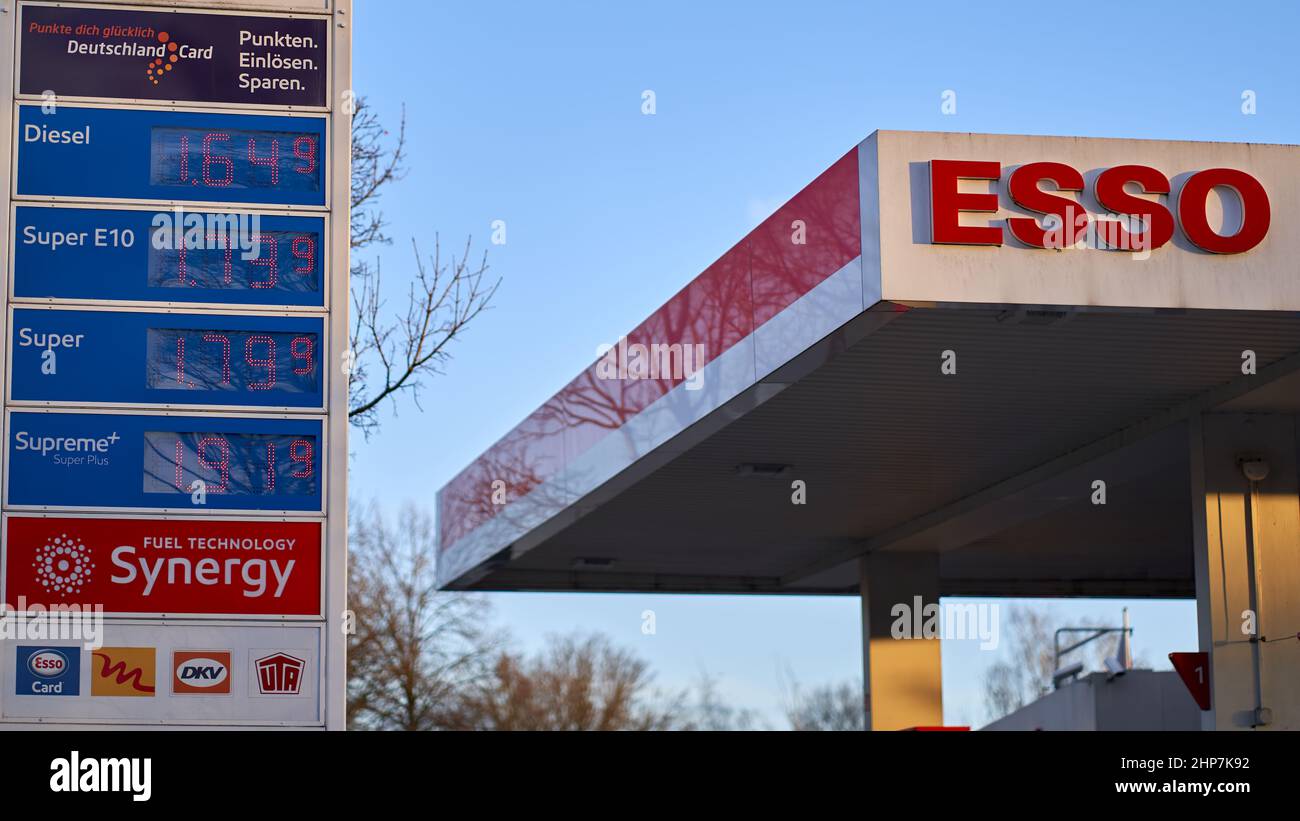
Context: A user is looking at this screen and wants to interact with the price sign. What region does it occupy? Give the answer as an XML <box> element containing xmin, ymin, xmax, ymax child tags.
<box><xmin>5</xmin><ymin>411</ymin><xmax>323</xmax><ymax>512</ymax></box>
<box><xmin>10</xmin><ymin>309</ymin><xmax>323</xmax><ymax>409</ymax></box>
<box><xmin>0</xmin><ymin>0</ymin><xmax>348</xmax><ymax>730</ymax></box>
<box><xmin>16</xmin><ymin>105</ymin><xmax>327</xmax><ymax>206</ymax></box>
<box><xmin>14</xmin><ymin>206</ymin><xmax>326</xmax><ymax>307</ymax></box>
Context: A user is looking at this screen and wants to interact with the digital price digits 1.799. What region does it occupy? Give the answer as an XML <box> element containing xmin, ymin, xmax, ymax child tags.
<box><xmin>147</xmin><ymin>329</ymin><xmax>319</xmax><ymax>395</ymax></box>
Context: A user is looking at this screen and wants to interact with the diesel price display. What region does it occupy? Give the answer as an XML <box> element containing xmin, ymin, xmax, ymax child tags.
<box><xmin>150</xmin><ymin>127</ymin><xmax>321</xmax><ymax>194</ymax></box>
<box><xmin>17</xmin><ymin>105</ymin><xmax>327</xmax><ymax>206</ymax></box>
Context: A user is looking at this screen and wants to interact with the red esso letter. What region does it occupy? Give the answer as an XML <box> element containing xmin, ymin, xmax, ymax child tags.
<box><xmin>1178</xmin><ymin>168</ymin><xmax>1270</xmax><ymax>253</ymax></box>
<box><xmin>930</xmin><ymin>159</ymin><xmax>1002</xmax><ymax>245</ymax></box>
<box><xmin>1093</xmin><ymin>165</ymin><xmax>1174</xmax><ymax>251</ymax></box>
<box><xmin>1006</xmin><ymin>162</ymin><xmax>1087</xmax><ymax>249</ymax></box>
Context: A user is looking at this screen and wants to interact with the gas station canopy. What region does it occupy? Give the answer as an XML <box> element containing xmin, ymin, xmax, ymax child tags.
<box><xmin>436</xmin><ymin>130</ymin><xmax>1300</xmax><ymax>598</ymax></box>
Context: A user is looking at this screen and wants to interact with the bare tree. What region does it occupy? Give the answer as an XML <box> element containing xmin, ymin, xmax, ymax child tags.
<box><xmin>982</xmin><ymin>605</ymin><xmax>1140</xmax><ymax>724</ymax></box>
<box><xmin>451</xmin><ymin>632</ymin><xmax>683</xmax><ymax>730</ymax></box>
<box><xmin>681</xmin><ymin>669</ymin><xmax>766</xmax><ymax>730</ymax></box>
<box><xmin>347</xmin><ymin>97</ymin><xmax>500</xmax><ymax>435</ymax></box>
<box><xmin>780</xmin><ymin>668</ymin><xmax>865</xmax><ymax>731</ymax></box>
<box><xmin>346</xmin><ymin>501</ymin><xmax>500</xmax><ymax>730</ymax></box>
<box><xmin>982</xmin><ymin>606</ymin><xmax>1057</xmax><ymax>721</ymax></box>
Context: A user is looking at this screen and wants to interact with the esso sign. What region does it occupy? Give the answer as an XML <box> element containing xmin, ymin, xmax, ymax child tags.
<box><xmin>929</xmin><ymin>159</ymin><xmax>1270</xmax><ymax>254</ymax></box>
<box><xmin>27</xmin><ymin>649</ymin><xmax>68</xmax><ymax>677</ymax></box>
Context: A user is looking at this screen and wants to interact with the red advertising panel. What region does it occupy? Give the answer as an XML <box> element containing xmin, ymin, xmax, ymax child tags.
<box><xmin>3</xmin><ymin>516</ymin><xmax>321</xmax><ymax>617</ymax></box>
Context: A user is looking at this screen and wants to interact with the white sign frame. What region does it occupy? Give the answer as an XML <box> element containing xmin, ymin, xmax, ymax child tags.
<box><xmin>0</xmin><ymin>0</ymin><xmax>349</xmax><ymax>732</ymax></box>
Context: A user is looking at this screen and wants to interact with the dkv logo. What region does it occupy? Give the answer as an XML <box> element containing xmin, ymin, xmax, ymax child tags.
<box><xmin>173</xmin><ymin>651</ymin><xmax>231</xmax><ymax>695</ymax></box>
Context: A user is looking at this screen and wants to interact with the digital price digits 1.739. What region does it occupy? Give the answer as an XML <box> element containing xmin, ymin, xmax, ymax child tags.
<box><xmin>149</xmin><ymin>230</ymin><xmax>321</xmax><ymax>294</ymax></box>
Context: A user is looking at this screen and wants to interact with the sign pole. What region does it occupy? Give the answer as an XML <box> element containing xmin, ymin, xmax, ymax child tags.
<box><xmin>324</xmin><ymin>0</ymin><xmax>351</xmax><ymax>732</ymax></box>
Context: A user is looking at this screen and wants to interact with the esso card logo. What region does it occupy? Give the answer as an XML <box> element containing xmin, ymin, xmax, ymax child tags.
<box><xmin>173</xmin><ymin>650</ymin><xmax>232</xmax><ymax>695</ymax></box>
<box><xmin>928</xmin><ymin>160</ymin><xmax>1270</xmax><ymax>254</ymax></box>
<box><xmin>15</xmin><ymin>646</ymin><xmax>80</xmax><ymax>696</ymax></box>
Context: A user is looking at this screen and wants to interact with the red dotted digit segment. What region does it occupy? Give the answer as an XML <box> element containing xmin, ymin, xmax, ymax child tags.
<box><xmin>265</xmin><ymin>441</ymin><xmax>277</xmax><ymax>493</ymax></box>
<box><xmin>202</xmin><ymin>333</ymin><xmax>232</xmax><ymax>384</ymax></box>
<box><xmin>248</xmin><ymin>234</ymin><xmax>279</xmax><ymax>289</ymax></box>
<box><xmin>290</xmin><ymin>439</ymin><xmax>313</xmax><ymax>478</ymax></box>
<box><xmin>196</xmin><ymin>436</ymin><xmax>230</xmax><ymax>494</ymax></box>
<box><xmin>291</xmin><ymin>336</ymin><xmax>314</xmax><ymax>375</ymax></box>
<box><xmin>245</xmin><ymin>334</ymin><xmax>277</xmax><ymax>390</ymax></box>
<box><xmin>293</xmin><ymin>137</ymin><xmax>317</xmax><ymax>176</ymax></box>
<box><xmin>201</xmin><ymin>133</ymin><xmax>234</xmax><ymax>187</ymax></box>
<box><xmin>247</xmin><ymin>137</ymin><xmax>280</xmax><ymax>186</ymax></box>
<box><xmin>291</xmin><ymin>235</ymin><xmax>316</xmax><ymax>276</ymax></box>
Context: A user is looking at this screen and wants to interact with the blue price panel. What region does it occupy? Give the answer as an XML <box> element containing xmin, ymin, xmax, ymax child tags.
<box><xmin>16</xmin><ymin>105</ymin><xmax>327</xmax><ymax>207</ymax></box>
<box><xmin>6</xmin><ymin>411</ymin><xmax>323</xmax><ymax>512</ymax></box>
<box><xmin>13</xmin><ymin>206</ymin><xmax>326</xmax><ymax>308</ymax></box>
<box><xmin>10</xmin><ymin>309</ymin><xmax>324</xmax><ymax>409</ymax></box>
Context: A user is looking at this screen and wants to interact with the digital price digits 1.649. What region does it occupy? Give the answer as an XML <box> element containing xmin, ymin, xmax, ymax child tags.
<box><xmin>150</xmin><ymin>127</ymin><xmax>322</xmax><ymax>194</ymax></box>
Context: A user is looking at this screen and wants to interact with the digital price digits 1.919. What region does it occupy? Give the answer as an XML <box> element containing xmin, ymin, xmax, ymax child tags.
<box><xmin>144</xmin><ymin>431</ymin><xmax>318</xmax><ymax>498</ymax></box>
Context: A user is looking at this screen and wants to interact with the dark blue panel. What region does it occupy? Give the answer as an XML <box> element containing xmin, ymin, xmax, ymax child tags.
<box><xmin>11</xmin><ymin>309</ymin><xmax>323</xmax><ymax>408</ymax></box>
<box><xmin>18</xmin><ymin>5</ymin><xmax>328</xmax><ymax>107</ymax></box>
<box><xmin>13</xmin><ymin>206</ymin><xmax>325</xmax><ymax>307</ymax></box>
<box><xmin>7</xmin><ymin>412</ymin><xmax>323</xmax><ymax>511</ymax></box>
<box><xmin>16</xmin><ymin>106</ymin><xmax>326</xmax><ymax>206</ymax></box>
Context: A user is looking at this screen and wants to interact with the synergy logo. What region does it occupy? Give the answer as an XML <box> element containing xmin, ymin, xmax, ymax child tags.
<box><xmin>91</xmin><ymin>647</ymin><xmax>155</xmax><ymax>696</ymax></box>
<box><xmin>32</xmin><ymin>533</ymin><xmax>95</xmax><ymax>598</ymax></box>
<box><xmin>16</xmin><ymin>646</ymin><xmax>81</xmax><ymax>696</ymax></box>
<box><xmin>253</xmin><ymin>651</ymin><xmax>305</xmax><ymax>695</ymax></box>
<box><xmin>173</xmin><ymin>650</ymin><xmax>231</xmax><ymax>695</ymax></box>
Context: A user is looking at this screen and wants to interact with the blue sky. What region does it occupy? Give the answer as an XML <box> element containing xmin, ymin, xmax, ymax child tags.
<box><xmin>349</xmin><ymin>0</ymin><xmax>1294</xmax><ymax>726</ymax></box>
